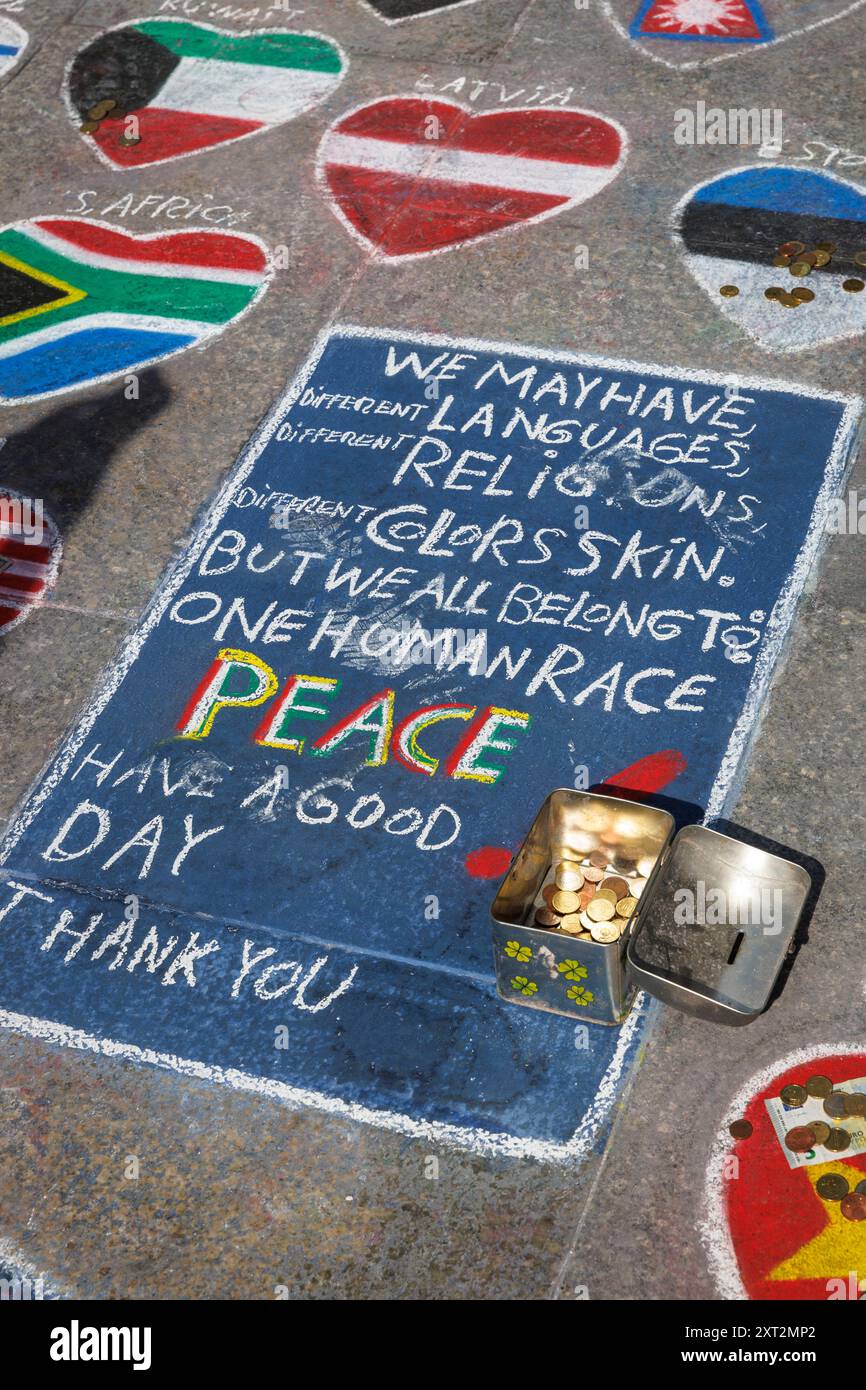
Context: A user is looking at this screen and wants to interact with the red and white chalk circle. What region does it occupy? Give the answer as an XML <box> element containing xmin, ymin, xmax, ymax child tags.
<box><xmin>0</xmin><ymin>491</ymin><xmax>62</xmax><ymax>636</ymax></box>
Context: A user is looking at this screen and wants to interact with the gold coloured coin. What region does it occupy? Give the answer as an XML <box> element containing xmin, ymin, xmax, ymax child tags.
<box><xmin>805</xmin><ymin>1074</ymin><xmax>833</xmax><ymax>1098</ymax></box>
<box><xmin>589</xmin><ymin>922</ymin><xmax>620</xmax><ymax>944</ymax></box>
<box><xmin>583</xmin><ymin>866</ymin><xmax>604</xmax><ymax>883</ymax></box>
<box><xmin>816</xmin><ymin>1173</ymin><xmax>850</xmax><ymax>1201</ymax></box>
<box><xmin>792</xmin><ymin>287</ymin><xmax>815</xmax><ymax>302</ymax></box>
<box><xmin>764</xmin><ymin>287</ymin><xmax>784</xmax><ymax>300</ymax></box>
<box><xmin>789</xmin><ymin>261</ymin><xmax>812</xmax><ymax>277</ymax></box>
<box><xmin>778</xmin><ymin>292</ymin><xmax>801</xmax><ymax>307</ymax></box>
<box><xmin>853</xmin><ymin>251</ymin><xmax>866</xmax><ymax>268</ymax></box>
<box><xmin>779</xmin><ymin>241</ymin><xmax>805</xmax><ymax>256</ymax></box>
<box><xmin>594</xmin><ymin>888</ymin><xmax>619</xmax><ymax>905</ymax></box>
<box><xmin>810</xmin><ymin>1121</ymin><xmax>831</xmax><ymax>1145</ymax></box>
<box><xmin>578</xmin><ymin>909</ymin><xmax>595</xmax><ymax>932</ymax></box>
<box><xmin>780</xmin><ymin>1083</ymin><xmax>808</xmax><ymax>1108</ymax></box>
<box><xmin>843</xmin><ymin>278</ymin><xmax>865</xmax><ymax>292</ymax></box>
<box><xmin>79</xmin><ymin>120</ymin><xmax>99</xmax><ymax>134</ymax></box>
<box><xmin>729</xmin><ymin>1119</ymin><xmax>753</xmax><ymax>1140</ymax></box>
<box><xmin>772</xmin><ymin>254</ymin><xmax>790</xmax><ymax>267</ymax></box>
<box><xmin>617</xmin><ymin>896</ymin><xmax>638</xmax><ymax>918</ymax></box>
<box><xmin>815</xmin><ymin>241</ymin><xmax>836</xmax><ymax>254</ymax></box>
<box><xmin>586</xmin><ymin>896</ymin><xmax>615</xmax><ymax>923</ymax></box>
<box><xmin>560</xmin><ymin>913</ymin><xmax>585</xmax><ymax>935</ymax></box>
<box><xmin>812</xmin><ymin>250</ymin><xmax>831</xmax><ymax>267</ymax></box>
<box><xmin>719</xmin><ymin>285</ymin><xmax>739</xmax><ymax>297</ymax></box>
<box><xmin>552</xmin><ymin>890</ymin><xmax>582</xmax><ymax>915</ymax></box>
<box><xmin>825</xmin><ymin>1127</ymin><xmax>851</xmax><ymax>1152</ymax></box>
<box><xmin>845</xmin><ymin>1092</ymin><xmax>866</xmax><ymax>1117</ymax></box>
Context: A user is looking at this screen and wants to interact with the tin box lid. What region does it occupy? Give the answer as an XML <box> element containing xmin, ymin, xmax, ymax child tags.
<box><xmin>626</xmin><ymin>824</ymin><xmax>811</xmax><ymax>1024</ymax></box>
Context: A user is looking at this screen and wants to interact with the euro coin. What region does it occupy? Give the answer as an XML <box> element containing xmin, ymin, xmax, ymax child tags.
<box><xmin>779</xmin><ymin>241</ymin><xmax>805</xmax><ymax>255</ymax></box>
<box><xmin>809</xmin><ymin>1121</ymin><xmax>831</xmax><ymax>1145</ymax></box>
<box><xmin>728</xmin><ymin>1119</ymin><xmax>753</xmax><ymax>1140</ymax></box>
<box><xmin>841</xmin><ymin>1193</ymin><xmax>866</xmax><ymax>1221</ymax></box>
<box><xmin>552</xmin><ymin>890</ymin><xmax>582</xmax><ymax>915</ymax></box>
<box><xmin>534</xmin><ymin>908</ymin><xmax>559</xmax><ymax>928</ymax></box>
<box><xmin>560</xmin><ymin>913</ymin><xmax>586</xmax><ymax>935</ymax></box>
<box><xmin>589</xmin><ymin>922</ymin><xmax>620</xmax><ymax>944</ymax></box>
<box><xmin>541</xmin><ymin>884</ymin><xmax>559</xmax><ymax>908</ymax></box>
<box><xmin>600</xmin><ymin>875</ymin><xmax>629</xmax><ymax>900</ymax></box>
<box><xmin>816</xmin><ymin>1174</ymin><xmax>849</xmax><ymax>1201</ymax></box>
<box><xmin>815</xmin><ymin>241</ymin><xmax>836</xmax><ymax>254</ymax></box>
<box><xmin>765</xmin><ymin>287</ymin><xmax>784</xmax><ymax>300</ymax></box>
<box><xmin>812</xmin><ymin>250</ymin><xmax>831</xmax><ymax>267</ymax></box>
<box><xmin>853</xmin><ymin>251</ymin><xmax>866</xmax><ymax>268</ymax></box>
<box><xmin>784</xmin><ymin>1126</ymin><xmax>817</xmax><ymax>1153</ymax></box>
<box><xmin>824</xmin><ymin>1127</ymin><xmax>851</xmax><ymax>1152</ymax></box>
<box><xmin>586</xmin><ymin>896</ymin><xmax>615</xmax><ymax>923</ymax></box>
<box><xmin>789</xmin><ymin>261</ymin><xmax>812</xmax><ymax>277</ymax></box>
<box><xmin>617</xmin><ymin>896</ymin><xmax>638</xmax><ymax>918</ymax></box>
<box><xmin>805</xmin><ymin>1074</ymin><xmax>833</xmax><ymax>1098</ymax></box>
<box><xmin>589</xmin><ymin>851</ymin><xmax>608</xmax><ymax>869</ymax></box>
<box><xmin>780</xmin><ymin>1083</ymin><xmax>808</xmax><ymax>1108</ymax></box>
<box><xmin>845</xmin><ymin>1092</ymin><xmax>866</xmax><ymax>1117</ymax></box>
<box><xmin>556</xmin><ymin>863</ymin><xmax>585</xmax><ymax>892</ymax></box>
<box><xmin>772</xmin><ymin>254</ymin><xmax>791</xmax><ymax>267</ymax></box>
<box><xmin>823</xmin><ymin>1092</ymin><xmax>848</xmax><ymax>1119</ymax></box>
<box><xmin>792</xmin><ymin>287</ymin><xmax>815</xmax><ymax>302</ymax></box>
<box><xmin>583</xmin><ymin>866</ymin><xmax>604</xmax><ymax>883</ymax></box>
<box><xmin>80</xmin><ymin>120</ymin><xmax>99</xmax><ymax>133</ymax></box>
<box><xmin>843</xmin><ymin>278</ymin><xmax>865</xmax><ymax>292</ymax></box>
<box><xmin>594</xmin><ymin>888</ymin><xmax>619</xmax><ymax>905</ymax></box>
<box><xmin>719</xmin><ymin>285</ymin><xmax>739</xmax><ymax>297</ymax></box>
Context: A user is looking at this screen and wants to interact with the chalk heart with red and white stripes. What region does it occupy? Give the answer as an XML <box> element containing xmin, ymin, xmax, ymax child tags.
<box><xmin>0</xmin><ymin>217</ymin><xmax>271</xmax><ymax>405</ymax></box>
<box><xmin>0</xmin><ymin>491</ymin><xmax>61</xmax><ymax>637</ymax></box>
<box><xmin>318</xmin><ymin>97</ymin><xmax>628</xmax><ymax>259</ymax></box>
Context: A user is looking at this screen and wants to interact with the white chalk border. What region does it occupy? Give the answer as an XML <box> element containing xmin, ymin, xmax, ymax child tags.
<box><xmin>0</xmin><ymin>216</ymin><xmax>273</xmax><ymax>407</ymax></box>
<box><xmin>601</xmin><ymin>0</ymin><xmax>866</xmax><ymax>72</ymax></box>
<box><xmin>0</xmin><ymin>326</ymin><xmax>861</xmax><ymax>1164</ymax></box>
<box><xmin>672</xmin><ymin>163</ymin><xmax>866</xmax><ymax>357</ymax></box>
<box><xmin>61</xmin><ymin>18</ymin><xmax>349</xmax><ymax>174</ymax></box>
<box><xmin>315</xmin><ymin>94</ymin><xmax>629</xmax><ymax>264</ymax></box>
<box><xmin>700</xmin><ymin>1042</ymin><xmax>866</xmax><ymax>1299</ymax></box>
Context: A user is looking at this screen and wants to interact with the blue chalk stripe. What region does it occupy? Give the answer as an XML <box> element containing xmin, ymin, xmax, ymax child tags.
<box><xmin>0</xmin><ymin>326</ymin><xmax>195</xmax><ymax>398</ymax></box>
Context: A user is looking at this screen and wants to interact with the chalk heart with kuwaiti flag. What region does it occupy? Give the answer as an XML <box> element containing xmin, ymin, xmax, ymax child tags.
<box><xmin>66</xmin><ymin>19</ymin><xmax>347</xmax><ymax>170</ymax></box>
<box><xmin>317</xmin><ymin>97</ymin><xmax>627</xmax><ymax>259</ymax></box>
<box><xmin>0</xmin><ymin>217</ymin><xmax>271</xmax><ymax>405</ymax></box>
<box><xmin>676</xmin><ymin>165</ymin><xmax>866</xmax><ymax>352</ymax></box>
<box><xmin>604</xmin><ymin>0</ymin><xmax>865</xmax><ymax>69</ymax></box>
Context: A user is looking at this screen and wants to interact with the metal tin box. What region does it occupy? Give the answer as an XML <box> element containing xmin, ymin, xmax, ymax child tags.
<box><xmin>490</xmin><ymin>789</ymin><xmax>810</xmax><ymax>1027</ymax></box>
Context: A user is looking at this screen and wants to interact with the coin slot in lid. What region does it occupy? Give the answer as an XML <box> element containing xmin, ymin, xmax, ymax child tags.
<box><xmin>627</xmin><ymin>824</ymin><xmax>811</xmax><ymax>1026</ymax></box>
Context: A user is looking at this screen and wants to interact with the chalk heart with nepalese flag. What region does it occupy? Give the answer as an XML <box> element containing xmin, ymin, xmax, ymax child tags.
<box><xmin>676</xmin><ymin>166</ymin><xmax>866</xmax><ymax>353</ymax></box>
<box><xmin>317</xmin><ymin>97</ymin><xmax>627</xmax><ymax>259</ymax></box>
<box><xmin>0</xmin><ymin>217</ymin><xmax>271</xmax><ymax>405</ymax></box>
<box><xmin>604</xmin><ymin>1</ymin><xmax>864</xmax><ymax>69</ymax></box>
<box><xmin>65</xmin><ymin>20</ymin><xmax>347</xmax><ymax>170</ymax></box>
<box><xmin>717</xmin><ymin>1052</ymin><xmax>866</xmax><ymax>1300</ymax></box>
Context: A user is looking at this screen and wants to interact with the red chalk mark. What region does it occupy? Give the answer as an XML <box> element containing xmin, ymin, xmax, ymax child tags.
<box><xmin>462</xmin><ymin>749</ymin><xmax>687</xmax><ymax>876</ymax></box>
<box><xmin>464</xmin><ymin>846</ymin><xmax>514</xmax><ymax>880</ymax></box>
<box><xmin>725</xmin><ymin>1052</ymin><xmax>866</xmax><ymax>1300</ymax></box>
<box><xmin>599</xmin><ymin>748</ymin><xmax>687</xmax><ymax>795</ymax></box>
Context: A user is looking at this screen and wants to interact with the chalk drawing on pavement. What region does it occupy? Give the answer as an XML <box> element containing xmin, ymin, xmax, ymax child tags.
<box><xmin>603</xmin><ymin>1</ymin><xmax>866</xmax><ymax>70</ymax></box>
<box><xmin>0</xmin><ymin>217</ymin><xmax>271</xmax><ymax>405</ymax></box>
<box><xmin>65</xmin><ymin>19</ymin><xmax>348</xmax><ymax>171</ymax></box>
<box><xmin>0</xmin><ymin>489</ymin><xmax>61</xmax><ymax>636</ymax></box>
<box><xmin>358</xmin><ymin>0</ymin><xmax>489</xmax><ymax>23</ymax></box>
<box><xmin>0</xmin><ymin>17</ymin><xmax>27</xmax><ymax>81</ymax></box>
<box><xmin>0</xmin><ymin>328</ymin><xmax>860</xmax><ymax>1163</ymax></box>
<box><xmin>676</xmin><ymin>165</ymin><xmax>866</xmax><ymax>353</ymax></box>
<box><xmin>703</xmin><ymin>1047</ymin><xmax>866</xmax><ymax>1300</ymax></box>
<box><xmin>316</xmin><ymin>96</ymin><xmax>627</xmax><ymax>260</ymax></box>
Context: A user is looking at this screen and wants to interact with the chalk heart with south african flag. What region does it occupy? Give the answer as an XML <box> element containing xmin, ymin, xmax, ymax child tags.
<box><xmin>318</xmin><ymin>97</ymin><xmax>627</xmax><ymax>259</ymax></box>
<box><xmin>66</xmin><ymin>19</ymin><xmax>347</xmax><ymax>169</ymax></box>
<box><xmin>677</xmin><ymin>165</ymin><xmax>866</xmax><ymax>352</ymax></box>
<box><xmin>0</xmin><ymin>217</ymin><xmax>271</xmax><ymax>405</ymax></box>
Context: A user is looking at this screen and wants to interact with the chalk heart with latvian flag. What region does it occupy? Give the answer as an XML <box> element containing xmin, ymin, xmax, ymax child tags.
<box><xmin>0</xmin><ymin>217</ymin><xmax>271</xmax><ymax>405</ymax></box>
<box><xmin>317</xmin><ymin>97</ymin><xmax>628</xmax><ymax>259</ymax></box>
<box><xmin>721</xmin><ymin>1053</ymin><xmax>866</xmax><ymax>1300</ymax></box>
<box><xmin>604</xmin><ymin>1</ymin><xmax>865</xmax><ymax>69</ymax></box>
<box><xmin>676</xmin><ymin>165</ymin><xmax>866</xmax><ymax>352</ymax></box>
<box><xmin>65</xmin><ymin>19</ymin><xmax>347</xmax><ymax>170</ymax></box>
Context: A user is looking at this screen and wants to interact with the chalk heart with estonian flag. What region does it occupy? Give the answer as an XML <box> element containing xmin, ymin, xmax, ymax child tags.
<box><xmin>317</xmin><ymin>97</ymin><xmax>628</xmax><ymax>259</ymax></box>
<box><xmin>0</xmin><ymin>17</ymin><xmax>27</xmax><ymax>81</ymax></box>
<box><xmin>605</xmin><ymin>1</ymin><xmax>864</xmax><ymax>68</ymax></box>
<box><xmin>0</xmin><ymin>217</ymin><xmax>271</xmax><ymax>405</ymax></box>
<box><xmin>676</xmin><ymin>166</ymin><xmax>866</xmax><ymax>352</ymax></box>
<box><xmin>65</xmin><ymin>20</ymin><xmax>347</xmax><ymax>170</ymax></box>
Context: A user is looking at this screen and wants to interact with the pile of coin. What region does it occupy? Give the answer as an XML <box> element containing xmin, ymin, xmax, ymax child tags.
<box><xmin>531</xmin><ymin>850</ymin><xmax>653</xmax><ymax>944</ymax></box>
<box><xmin>779</xmin><ymin>1072</ymin><xmax>866</xmax><ymax>1220</ymax></box>
<box><xmin>79</xmin><ymin>98</ymin><xmax>141</xmax><ymax>148</ymax></box>
<box><xmin>720</xmin><ymin>240</ymin><xmax>866</xmax><ymax>309</ymax></box>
